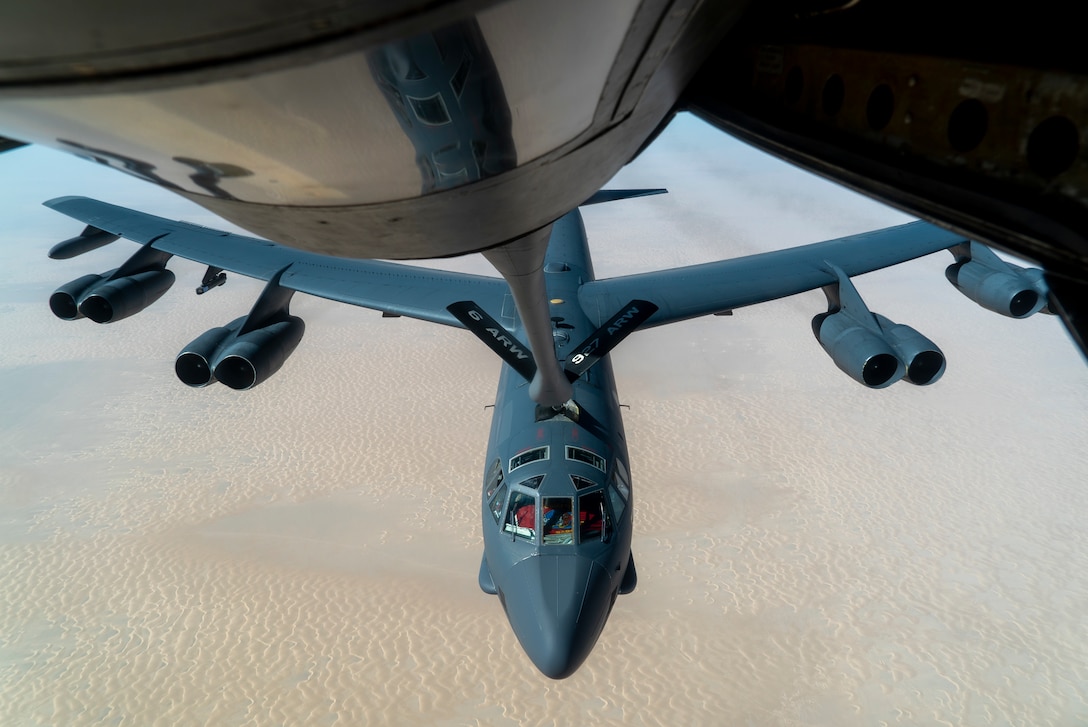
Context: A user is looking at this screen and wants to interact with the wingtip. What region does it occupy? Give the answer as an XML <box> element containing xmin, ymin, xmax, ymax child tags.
<box><xmin>43</xmin><ymin>195</ymin><xmax>87</xmax><ymax>209</ymax></box>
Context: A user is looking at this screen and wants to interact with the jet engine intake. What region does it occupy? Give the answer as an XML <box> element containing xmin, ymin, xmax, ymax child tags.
<box><xmin>175</xmin><ymin>315</ymin><xmax>305</xmax><ymax>391</ymax></box>
<box><xmin>812</xmin><ymin>311</ymin><xmax>905</xmax><ymax>388</ymax></box>
<box><xmin>177</xmin><ymin>269</ymin><xmax>303</xmax><ymax>391</ymax></box>
<box><xmin>872</xmin><ymin>314</ymin><xmax>946</xmax><ymax>386</ymax></box>
<box><xmin>944</xmin><ymin>241</ymin><xmax>1050</xmax><ymax>318</ymax></box>
<box><xmin>76</xmin><ymin>269</ymin><xmax>176</xmax><ymax>323</ymax></box>
<box><xmin>214</xmin><ymin>317</ymin><xmax>305</xmax><ymax>390</ymax></box>
<box><xmin>813</xmin><ymin>311</ymin><xmax>946</xmax><ymax>388</ymax></box>
<box><xmin>945</xmin><ymin>260</ymin><xmax>1048</xmax><ymax>318</ymax></box>
<box><xmin>49</xmin><ymin>271</ymin><xmax>114</xmax><ymax>320</ymax></box>
<box><xmin>175</xmin><ymin>318</ymin><xmax>245</xmax><ymax>387</ymax></box>
<box><xmin>813</xmin><ymin>264</ymin><xmax>946</xmax><ymax>389</ymax></box>
<box><xmin>50</xmin><ymin>268</ymin><xmax>176</xmax><ymax>323</ymax></box>
<box><xmin>48</xmin><ymin>241</ymin><xmax>175</xmax><ymax>323</ymax></box>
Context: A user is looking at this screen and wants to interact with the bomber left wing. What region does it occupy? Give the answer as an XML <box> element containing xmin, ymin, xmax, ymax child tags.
<box><xmin>44</xmin><ymin>195</ymin><xmax>509</xmax><ymax>328</ymax></box>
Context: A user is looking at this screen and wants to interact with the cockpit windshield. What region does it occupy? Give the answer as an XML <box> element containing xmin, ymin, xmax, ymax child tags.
<box><xmin>578</xmin><ymin>490</ymin><xmax>607</xmax><ymax>542</ymax></box>
<box><xmin>542</xmin><ymin>497</ymin><xmax>574</xmax><ymax>544</ymax></box>
<box><xmin>499</xmin><ymin>475</ymin><xmax>545</xmax><ymax>540</ymax></box>
<box><xmin>498</xmin><ymin>476</ymin><xmax>612</xmax><ymax>546</ymax></box>
<box><xmin>506</xmin><ymin>490</ymin><xmax>536</xmax><ymax>540</ymax></box>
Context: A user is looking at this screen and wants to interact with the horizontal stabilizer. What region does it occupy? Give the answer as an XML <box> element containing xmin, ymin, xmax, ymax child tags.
<box><xmin>447</xmin><ymin>301</ymin><xmax>537</xmax><ymax>382</ymax></box>
<box><xmin>565</xmin><ymin>300</ymin><xmax>658</xmax><ymax>380</ymax></box>
<box><xmin>580</xmin><ymin>188</ymin><xmax>667</xmax><ymax>206</ymax></box>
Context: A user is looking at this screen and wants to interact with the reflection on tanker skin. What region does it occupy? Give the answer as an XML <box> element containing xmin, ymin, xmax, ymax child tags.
<box><xmin>0</xmin><ymin>0</ymin><xmax>714</xmax><ymax>259</ymax></box>
<box><xmin>368</xmin><ymin>18</ymin><xmax>517</xmax><ymax>195</ymax></box>
<box><xmin>58</xmin><ymin>138</ymin><xmax>253</xmax><ymax>202</ymax></box>
<box><xmin>55</xmin><ymin>19</ymin><xmax>516</xmax><ymax>204</ymax></box>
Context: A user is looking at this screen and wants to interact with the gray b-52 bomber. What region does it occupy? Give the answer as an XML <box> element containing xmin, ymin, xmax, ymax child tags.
<box><xmin>42</xmin><ymin>190</ymin><xmax>1050</xmax><ymax>678</ymax></box>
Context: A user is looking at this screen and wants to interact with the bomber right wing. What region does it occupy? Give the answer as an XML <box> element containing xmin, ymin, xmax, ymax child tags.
<box><xmin>577</xmin><ymin>221</ymin><xmax>969</xmax><ymax>329</ymax></box>
<box><xmin>579</xmin><ymin>220</ymin><xmax>1051</xmax><ymax>389</ymax></box>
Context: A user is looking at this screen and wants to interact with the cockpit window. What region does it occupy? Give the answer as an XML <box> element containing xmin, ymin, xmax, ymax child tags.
<box><xmin>505</xmin><ymin>491</ymin><xmax>536</xmax><ymax>540</ymax></box>
<box><xmin>509</xmin><ymin>446</ymin><xmax>549</xmax><ymax>472</ymax></box>
<box><xmin>613</xmin><ymin>460</ymin><xmax>631</xmax><ymax>500</ymax></box>
<box><xmin>571</xmin><ymin>475</ymin><xmax>596</xmax><ymax>490</ymax></box>
<box><xmin>608</xmin><ymin>484</ymin><xmax>626</xmax><ymax>521</ymax></box>
<box><xmin>519</xmin><ymin>475</ymin><xmax>544</xmax><ymax>490</ymax></box>
<box><xmin>450</xmin><ymin>54</ymin><xmax>471</xmax><ymax>98</ymax></box>
<box><xmin>566</xmin><ymin>446</ymin><xmax>605</xmax><ymax>472</ymax></box>
<box><xmin>610</xmin><ymin>460</ymin><xmax>630</xmax><ymax>520</ymax></box>
<box><xmin>489</xmin><ymin>482</ymin><xmax>508</xmax><ymax>523</ymax></box>
<box><xmin>542</xmin><ymin>497</ymin><xmax>574</xmax><ymax>544</ymax></box>
<box><xmin>484</xmin><ymin>458</ymin><xmax>503</xmax><ymax>501</ymax></box>
<box><xmin>579</xmin><ymin>490</ymin><xmax>609</xmax><ymax>542</ymax></box>
<box><xmin>407</xmin><ymin>93</ymin><xmax>451</xmax><ymax>126</ymax></box>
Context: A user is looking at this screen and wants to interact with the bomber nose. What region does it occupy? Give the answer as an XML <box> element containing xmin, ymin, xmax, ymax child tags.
<box><xmin>501</xmin><ymin>555</ymin><xmax>614</xmax><ymax>679</ymax></box>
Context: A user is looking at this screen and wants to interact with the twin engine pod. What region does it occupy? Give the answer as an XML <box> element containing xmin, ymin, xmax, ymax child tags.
<box><xmin>812</xmin><ymin>310</ymin><xmax>945</xmax><ymax>389</ymax></box>
<box><xmin>49</xmin><ymin>238</ymin><xmax>176</xmax><ymax>324</ymax></box>
<box><xmin>48</xmin><ymin>226</ymin><xmax>304</xmax><ymax>392</ymax></box>
<box><xmin>813</xmin><ymin>263</ymin><xmax>946</xmax><ymax>389</ymax></box>
<box><xmin>49</xmin><ymin>268</ymin><xmax>176</xmax><ymax>323</ymax></box>
<box><xmin>814</xmin><ymin>242</ymin><xmax>1052</xmax><ymax>389</ymax></box>
<box><xmin>175</xmin><ymin>315</ymin><xmax>305</xmax><ymax>391</ymax></box>
<box><xmin>944</xmin><ymin>242</ymin><xmax>1050</xmax><ymax>318</ymax></box>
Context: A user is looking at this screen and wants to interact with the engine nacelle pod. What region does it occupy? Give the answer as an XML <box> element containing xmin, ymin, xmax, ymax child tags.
<box><xmin>78</xmin><ymin>269</ymin><xmax>176</xmax><ymax>323</ymax></box>
<box><xmin>48</xmin><ymin>228</ymin><xmax>120</xmax><ymax>260</ymax></box>
<box><xmin>945</xmin><ymin>260</ymin><xmax>1046</xmax><ymax>318</ymax></box>
<box><xmin>212</xmin><ymin>316</ymin><xmax>306</xmax><ymax>390</ymax></box>
<box><xmin>49</xmin><ymin>271</ymin><xmax>114</xmax><ymax>320</ymax></box>
<box><xmin>175</xmin><ymin>317</ymin><xmax>246</xmax><ymax>387</ymax></box>
<box><xmin>812</xmin><ymin>311</ymin><xmax>905</xmax><ymax>388</ymax></box>
<box><xmin>872</xmin><ymin>314</ymin><xmax>946</xmax><ymax>386</ymax></box>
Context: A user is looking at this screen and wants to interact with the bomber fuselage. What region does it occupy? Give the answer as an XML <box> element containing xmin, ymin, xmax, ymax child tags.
<box><xmin>477</xmin><ymin>211</ymin><xmax>636</xmax><ymax>679</ymax></box>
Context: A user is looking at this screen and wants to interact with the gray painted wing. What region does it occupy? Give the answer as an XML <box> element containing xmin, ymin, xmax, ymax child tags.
<box><xmin>44</xmin><ymin>196</ymin><xmax>509</xmax><ymax>328</ymax></box>
<box><xmin>578</xmin><ymin>221</ymin><xmax>968</xmax><ymax>328</ymax></box>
